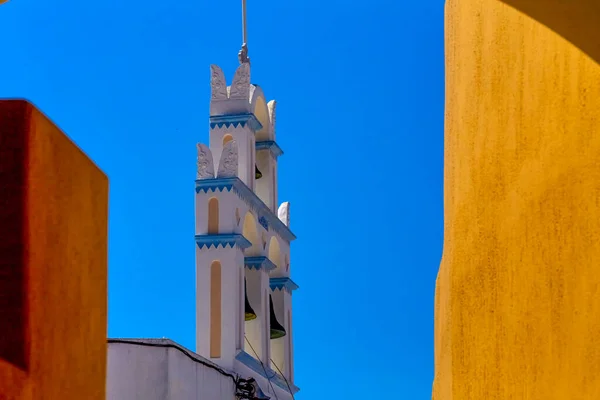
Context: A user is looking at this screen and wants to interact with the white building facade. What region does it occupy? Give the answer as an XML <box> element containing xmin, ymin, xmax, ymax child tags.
<box><xmin>106</xmin><ymin>62</ymin><xmax>299</xmax><ymax>400</ymax></box>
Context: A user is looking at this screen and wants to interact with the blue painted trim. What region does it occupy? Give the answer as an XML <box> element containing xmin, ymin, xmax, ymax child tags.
<box><xmin>235</xmin><ymin>351</ymin><xmax>300</xmax><ymax>394</ymax></box>
<box><xmin>245</xmin><ymin>256</ymin><xmax>277</xmax><ymax>272</ymax></box>
<box><xmin>209</xmin><ymin>113</ymin><xmax>263</xmax><ymax>132</ymax></box>
<box><xmin>258</xmin><ymin>216</ymin><xmax>269</xmax><ymax>230</ymax></box>
<box><xmin>256</xmin><ymin>140</ymin><xmax>284</xmax><ymax>158</ymax></box>
<box><xmin>194</xmin><ymin>182</ymin><xmax>234</xmax><ymax>193</ymax></box>
<box><xmin>270</xmin><ymin>277</ymin><xmax>299</xmax><ymax>293</ymax></box>
<box><xmin>194</xmin><ymin>234</ymin><xmax>251</xmax><ymax>250</ymax></box>
<box><xmin>195</xmin><ymin>177</ymin><xmax>296</xmax><ymax>243</ymax></box>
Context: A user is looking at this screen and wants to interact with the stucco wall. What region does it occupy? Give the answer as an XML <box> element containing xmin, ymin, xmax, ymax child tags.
<box><xmin>107</xmin><ymin>340</ymin><xmax>237</xmax><ymax>400</ymax></box>
<box><xmin>0</xmin><ymin>100</ymin><xmax>108</xmax><ymax>400</ymax></box>
<box><xmin>433</xmin><ymin>0</ymin><xmax>600</xmax><ymax>399</ymax></box>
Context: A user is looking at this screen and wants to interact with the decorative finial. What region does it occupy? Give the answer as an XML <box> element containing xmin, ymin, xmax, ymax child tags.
<box><xmin>239</xmin><ymin>0</ymin><xmax>250</xmax><ymax>65</ymax></box>
<box><xmin>238</xmin><ymin>43</ymin><xmax>250</xmax><ymax>65</ymax></box>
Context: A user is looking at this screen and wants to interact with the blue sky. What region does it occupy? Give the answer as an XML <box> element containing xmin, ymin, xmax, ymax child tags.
<box><xmin>1</xmin><ymin>0</ymin><xmax>445</xmax><ymax>398</ymax></box>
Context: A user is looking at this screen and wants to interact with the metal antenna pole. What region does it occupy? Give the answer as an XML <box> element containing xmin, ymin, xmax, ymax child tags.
<box><xmin>242</xmin><ymin>0</ymin><xmax>248</xmax><ymax>45</ymax></box>
<box><xmin>238</xmin><ymin>0</ymin><xmax>250</xmax><ymax>64</ymax></box>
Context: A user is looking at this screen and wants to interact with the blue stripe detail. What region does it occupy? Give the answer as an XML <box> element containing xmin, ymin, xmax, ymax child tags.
<box><xmin>270</xmin><ymin>277</ymin><xmax>299</xmax><ymax>293</ymax></box>
<box><xmin>256</xmin><ymin>140</ymin><xmax>284</xmax><ymax>158</ymax></box>
<box><xmin>195</xmin><ymin>177</ymin><xmax>296</xmax><ymax>243</ymax></box>
<box><xmin>194</xmin><ymin>234</ymin><xmax>252</xmax><ymax>250</ymax></box>
<box><xmin>209</xmin><ymin>113</ymin><xmax>263</xmax><ymax>132</ymax></box>
<box><xmin>245</xmin><ymin>256</ymin><xmax>277</xmax><ymax>272</ymax></box>
<box><xmin>258</xmin><ymin>216</ymin><xmax>269</xmax><ymax>230</ymax></box>
<box><xmin>195</xmin><ymin>183</ymin><xmax>234</xmax><ymax>193</ymax></box>
<box><xmin>235</xmin><ymin>351</ymin><xmax>300</xmax><ymax>394</ymax></box>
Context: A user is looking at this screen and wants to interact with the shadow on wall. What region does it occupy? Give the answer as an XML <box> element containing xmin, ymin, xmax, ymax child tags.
<box><xmin>499</xmin><ymin>0</ymin><xmax>600</xmax><ymax>64</ymax></box>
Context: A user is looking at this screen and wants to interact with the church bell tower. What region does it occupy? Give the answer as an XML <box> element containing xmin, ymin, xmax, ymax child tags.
<box><xmin>193</xmin><ymin>4</ymin><xmax>300</xmax><ymax>397</ymax></box>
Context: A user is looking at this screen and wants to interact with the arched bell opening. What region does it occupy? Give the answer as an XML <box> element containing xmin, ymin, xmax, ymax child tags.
<box><xmin>268</xmin><ymin>236</ymin><xmax>286</xmax><ymax>375</ymax></box>
<box><xmin>242</xmin><ymin>212</ymin><xmax>261</xmax><ymax>257</ymax></box>
<box><xmin>253</xmin><ymin>94</ymin><xmax>270</xmax><ymax>186</ymax></box>
<box><xmin>242</xmin><ymin>212</ymin><xmax>263</xmax><ymax>359</ymax></box>
<box><xmin>267</xmin><ymin>236</ymin><xmax>288</xmax><ymax>374</ymax></box>
<box><xmin>267</xmin><ymin>237</ymin><xmax>282</xmax><ymax>275</ymax></box>
<box><xmin>244</xmin><ymin>269</ymin><xmax>263</xmax><ymax>360</ymax></box>
<box><xmin>269</xmin><ymin>294</ymin><xmax>286</xmax><ymax>339</ymax></box>
<box><xmin>253</xmin><ymin>95</ymin><xmax>271</xmax><ymax>141</ymax></box>
<box><xmin>255</xmin><ymin>164</ymin><xmax>263</xmax><ymax>180</ymax></box>
<box><xmin>244</xmin><ymin>279</ymin><xmax>257</xmax><ymax>321</ymax></box>
<box><xmin>254</xmin><ymin>151</ymin><xmax>273</xmax><ymax>209</ymax></box>
<box><xmin>269</xmin><ymin>290</ymin><xmax>287</xmax><ymax>377</ymax></box>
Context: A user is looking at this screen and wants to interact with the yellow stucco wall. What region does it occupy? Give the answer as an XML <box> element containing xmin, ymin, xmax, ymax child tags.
<box><xmin>433</xmin><ymin>0</ymin><xmax>600</xmax><ymax>399</ymax></box>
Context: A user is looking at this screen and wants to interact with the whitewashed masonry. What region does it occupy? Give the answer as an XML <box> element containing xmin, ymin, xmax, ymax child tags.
<box><xmin>105</xmin><ymin>63</ymin><xmax>299</xmax><ymax>400</ymax></box>
<box><xmin>194</xmin><ymin>62</ymin><xmax>299</xmax><ymax>399</ymax></box>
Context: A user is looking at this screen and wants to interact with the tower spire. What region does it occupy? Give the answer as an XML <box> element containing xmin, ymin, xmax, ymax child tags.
<box><xmin>238</xmin><ymin>0</ymin><xmax>250</xmax><ymax>64</ymax></box>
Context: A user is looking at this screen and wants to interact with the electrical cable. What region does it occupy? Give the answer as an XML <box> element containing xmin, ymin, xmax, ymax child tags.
<box><xmin>269</xmin><ymin>358</ymin><xmax>295</xmax><ymax>400</ymax></box>
<box><xmin>107</xmin><ymin>339</ymin><xmax>260</xmax><ymax>399</ymax></box>
<box><xmin>108</xmin><ymin>339</ymin><xmax>236</xmax><ymax>382</ymax></box>
<box><xmin>244</xmin><ymin>336</ymin><xmax>280</xmax><ymax>400</ymax></box>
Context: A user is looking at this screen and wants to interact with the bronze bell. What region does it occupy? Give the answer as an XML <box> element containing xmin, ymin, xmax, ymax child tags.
<box><xmin>245</xmin><ymin>280</ymin><xmax>257</xmax><ymax>321</ymax></box>
<box><xmin>269</xmin><ymin>295</ymin><xmax>286</xmax><ymax>339</ymax></box>
<box><xmin>255</xmin><ymin>165</ymin><xmax>263</xmax><ymax>180</ymax></box>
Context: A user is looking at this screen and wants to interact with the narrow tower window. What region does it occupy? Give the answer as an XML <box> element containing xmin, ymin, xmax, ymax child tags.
<box><xmin>238</xmin><ymin>268</ymin><xmax>243</xmax><ymax>350</ymax></box>
<box><xmin>264</xmin><ymin>291</ymin><xmax>269</xmax><ymax>360</ymax></box>
<box><xmin>223</xmin><ymin>134</ymin><xmax>233</xmax><ymax>146</ymax></box>
<box><xmin>208</xmin><ymin>197</ymin><xmax>219</xmax><ymax>234</ymax></box>
<box><xmin>287</xmin><ymin>310</ymin><xmax>292</xmax><ymax>379</ymax></box>
<box><xmin>272</xmin><ymin>166</ymin><xmax>276</xmax><ymax>210</ymax></box>
<box><xmin>210</xmin><ymin>261</ymin><xmax>222</xmax><ymax>358</ymax></box>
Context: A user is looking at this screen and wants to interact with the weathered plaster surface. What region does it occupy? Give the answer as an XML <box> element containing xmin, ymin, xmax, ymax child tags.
<box><xmin>107</xmin><ymin>340</ymin><xmax>236</xmax><ymax>400</ymax></box>
<box><xmin>0</xmin><ymin>100</ymin><xmax>108</xmax><ymax>400</ymax></box>
<box><xmin>196</xmin><ymin>63</ymin><xmax>297</xmax><ymax>394</ymax></box>
<box><xmin>434</xmin><ymin>1</ymin><xmax>600</xmax><ymax>399</ymax></box>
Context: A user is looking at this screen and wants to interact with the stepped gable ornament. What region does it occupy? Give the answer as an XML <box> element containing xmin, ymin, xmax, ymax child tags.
<box><xmin>268</xmin><ymin>100</ymin><xmax>277</xmax><ymax>137</ymax></box>
<box><xmin>278</xmin><ymin>202</ymin><xmax>290</xmax><ymax>227</ymax></box>
<box><xmin>229</xmin><ymin>63</ymin><xmax>250</xmax><ymax>99</ymax></box>
<box><xmin>210</xmin><ymin>65</ymin><xmax>228</xmax><ymax>100</ymax></box>
<box><xmin>217</xmin><ymin>139</ymin><xmax>239</xmax><ymax>178</ymax></box>
<box><xmin>196</xmin><ymin>143</ymin><xmax>215</xmax><ymax>180</ymax></box>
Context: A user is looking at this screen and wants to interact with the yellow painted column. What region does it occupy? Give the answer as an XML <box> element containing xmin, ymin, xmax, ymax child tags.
<box><xmin>434</xmin><ymin>0</ymin><xmax>600</xmax><ymax>399</ymax></box>
<box><xmin>210</xmin><ymin>261</ymin><xmax>222</xmax><ymax>358</ymax></box>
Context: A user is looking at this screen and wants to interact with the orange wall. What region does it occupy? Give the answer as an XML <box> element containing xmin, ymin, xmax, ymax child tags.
<box><xmin>0</xmin><ymin>100</ymin><xmax>108</xmax><ymax>400</ymax></box>
<box><xmin>434</xmin><ymin>1</ymin><xmax>600</xmax><ymax>399</ymax></box>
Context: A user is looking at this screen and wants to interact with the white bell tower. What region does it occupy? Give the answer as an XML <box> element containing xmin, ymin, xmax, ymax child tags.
<box><xmin>193</xmin><ymin>5</ymin><xmax>300</xmax><ymax>397</ymax></box>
